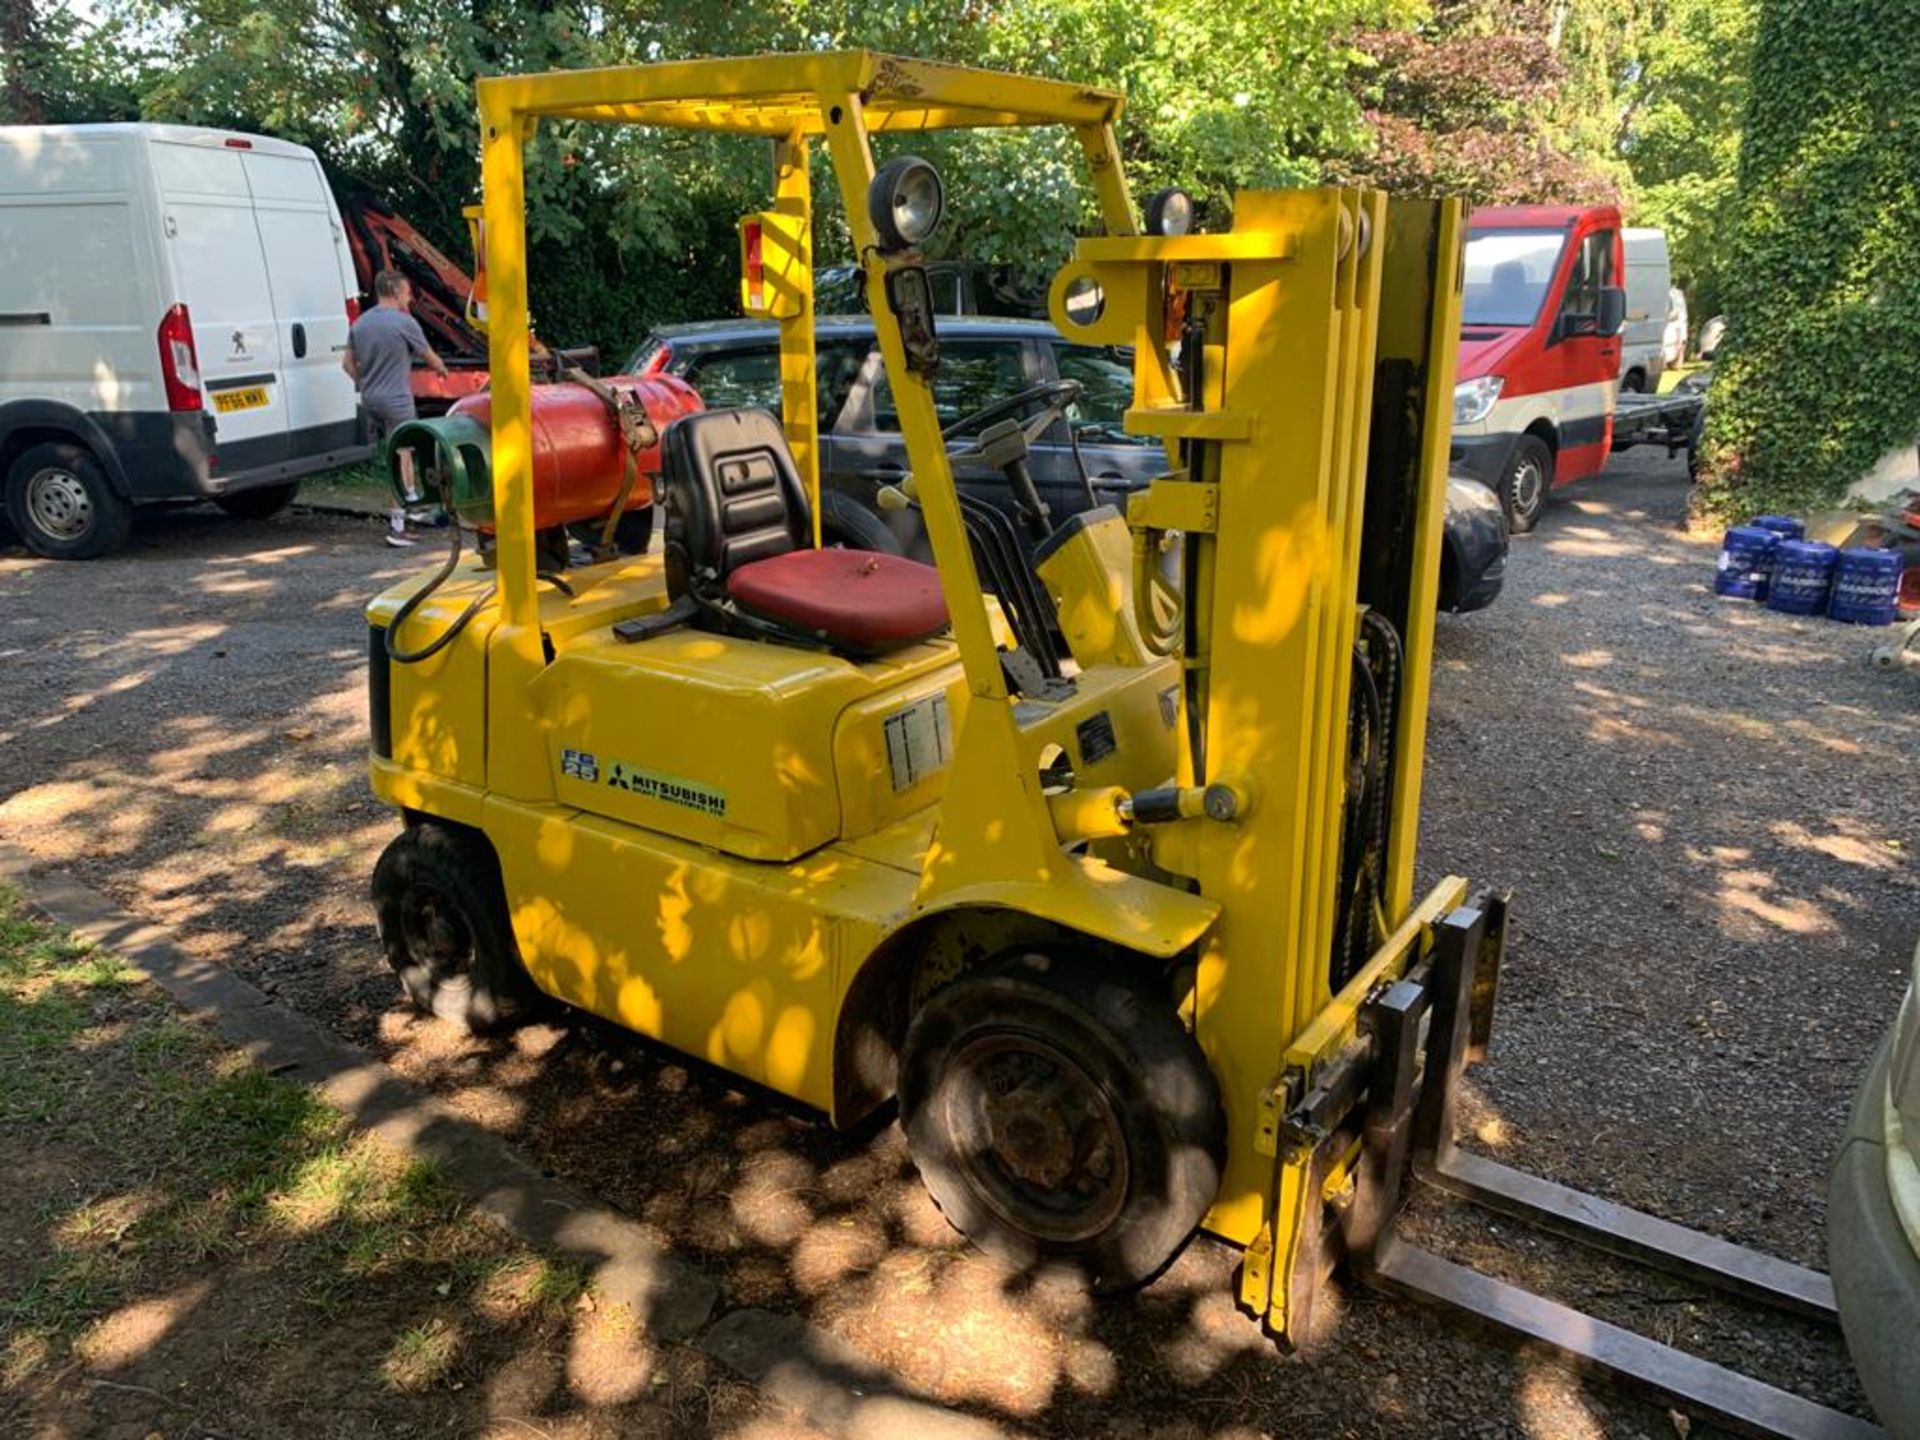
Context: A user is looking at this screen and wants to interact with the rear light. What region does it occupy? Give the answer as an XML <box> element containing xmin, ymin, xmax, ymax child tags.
<box><xmin>743</xmin><ymin>219</ymin><xmax>766</xmax><ymax>312</ymax></box>
<box><xmin>223</xmin><ymin>137</ymin><xmax>253</xmax><ymax>149</ymax></box>
<box><xmin>157</xmin><ymin>303</ymin><xmax>203</xmax><ymax>412</ymax></box>
<box><xmin>346</xmin><ymin>295</ymin><xmax>362</xmax><ymax>323</ymax></box>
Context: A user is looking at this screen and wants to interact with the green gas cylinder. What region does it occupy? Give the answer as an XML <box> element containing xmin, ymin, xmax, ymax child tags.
<box><xmin>386</xmin><ymin>413</ymin><xmax>495</xmax><ymax>528</ymax></box>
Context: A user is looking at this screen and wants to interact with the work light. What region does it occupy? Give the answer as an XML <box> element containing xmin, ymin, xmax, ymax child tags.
<box><xmin>1145</xmin><ymin>187</ymin><xmax>1195</xmax><ymax>238</ymax></box>
<box><xmin>869</xmin><ymin>156</ymin><xmax>945</xmax><ymax>252</ymax></box>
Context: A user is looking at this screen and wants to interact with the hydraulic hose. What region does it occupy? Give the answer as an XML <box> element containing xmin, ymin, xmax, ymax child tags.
<box><xmin>1132</xmin><ymin>527</ymin><xmax>1184</xmax><ymax>656</ymax></box>
<box><xmin>1333</xmin><ymin>612</ymin><xmax>1405</xmax><ymax>984</ymax></box>
<box><xmin>1335</xmin><ymin>644</ymin><xmax>1385</xmax><ymax>985</ymax></box>
<box><xmin>1358</xmin><ymin>609</ymin><xmax>1402</xmax><ymax>877</ymax></box>
<box><xmin>384</xmin><ymin>503</ymin><xmax>496</xmax><ymax>666</ymax></box>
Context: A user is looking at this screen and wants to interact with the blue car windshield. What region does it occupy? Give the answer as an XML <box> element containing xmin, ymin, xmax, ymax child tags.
<box><xmin>1462</xmin><ymin>228</ymin><xmax>1566</xmax><ymax>327</ymax></box>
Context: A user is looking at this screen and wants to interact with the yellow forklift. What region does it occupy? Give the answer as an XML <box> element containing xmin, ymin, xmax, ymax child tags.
<box><xmin>366</xmin><ymin>54</ymin><xmax>1876</xmax><ymax>1437</ymax></box>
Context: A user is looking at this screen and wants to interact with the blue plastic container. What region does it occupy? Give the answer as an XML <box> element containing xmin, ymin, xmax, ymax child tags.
<box><xmin>1766</xmin><ymin>540</ymin><xmax>1839</xmax><ymax>614</ymax></box>
<box><xmin>1752</xmin><ymin>514</ymin><xmax>1806</xmax><ymax>542</ymax></box>
<box><xmin>1827</xmin><ymin>546</ymin><xmax>1903</xmax><ymax>625</ymax></box>
<box><xmin>1715</xmin><ymin>525</ymin><xmax>1780</xmax><ymax>599</ymax></box>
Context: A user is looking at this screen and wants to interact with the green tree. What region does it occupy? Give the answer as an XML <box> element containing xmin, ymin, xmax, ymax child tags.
<box><xmin>1340</xmin><ymin>0</ymin><xmax>1621</xmax><ymax>203</ymax></box>
<box><xmin>1544</xmin><ymin>0</ymin><xmax>1641</xmax><ymax>196</ymax></box>
<box><xmin>64</xmin><ymin>0</ymin><xmax>1412</xmax><ymax>356</ymax></box>
<box><xmin>0</xmin><ymin>0</ymin><xmax>47</xmax><ymax>123</ymax></box>
<box><xmin>1617</xmin><ymin>0</ymin><xmax>1757</xmax><ymax>325</ymax></box>
<box><xmin>0</xmin><ymin>0</ymin><xmax>144</xmax><ymax>123</ymax></box>
<box><xmin>1696</xmin><ymin>0</ymin><xmax>1920</xmax><ymax>520</ymax></box>
<box><xmin>651</xmin><ymin>0</ymin><xmax>1417</xmax><ymax>280</ymax></box>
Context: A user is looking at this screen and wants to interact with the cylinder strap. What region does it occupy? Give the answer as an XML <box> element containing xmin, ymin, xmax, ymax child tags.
<box><xmin>564</xmin><ymin>366</ymin><xmax>659</xmax><ymax>556</ymax></box>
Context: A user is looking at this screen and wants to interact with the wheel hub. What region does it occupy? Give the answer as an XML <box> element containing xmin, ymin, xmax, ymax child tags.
<box><xmin>1512</xmin><ymin>460</ymin><xmax>1543</xmax><ymax>516</ymax></box>
<box><xmin>982</xmin><ymin>1080</ymin><xmax>1077</xmax><ymax>1190</ymax></box>
<box><xmin>944</xmin><ymin>1033</ymin><xmax>1129</xmax><ymax>1243</ymax></box>
<box><xmin>25</xmin><ymin>468</ymin><xmax>93</xmax><ymax>540</ymax></box>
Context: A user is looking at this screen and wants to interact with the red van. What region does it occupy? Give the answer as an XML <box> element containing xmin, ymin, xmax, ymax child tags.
<box><xmin>1448</xmin><ymin>205</ymin><xmax>1628</xmax><ymax>532</ymax></box>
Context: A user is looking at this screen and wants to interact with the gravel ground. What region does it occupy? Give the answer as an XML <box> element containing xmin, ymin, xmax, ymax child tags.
<box><xmin>0</xmin><ymin>450</ymin><xmax>1912</xmax><ymax>1438</ymax></box>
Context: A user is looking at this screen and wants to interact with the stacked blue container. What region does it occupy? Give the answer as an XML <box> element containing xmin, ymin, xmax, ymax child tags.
<box><xmin>1715</xmin><ymin>525</ymin><xmax>1780</xmax><ymax>599</ymax></box>
<box><xmin>1767</xmin><ymin>540</ymin><xmax>1839</xmax><ymax>615</ymax></box>
<box><xmin>1829</xmin><ymin>547</ymin><xmax>1903</xmax><ymax>625</ymax></box>
<box><xmin>1752</xmin><ymin>514</ymin><xmax>1806</xmax><ymax>542</ymax></box>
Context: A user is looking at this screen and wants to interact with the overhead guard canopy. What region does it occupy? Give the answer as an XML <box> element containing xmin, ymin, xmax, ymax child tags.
<box><xmin>476</xmin><ymin>50</ymin><xmax>1125</xmax><ymax>133</ymax></box>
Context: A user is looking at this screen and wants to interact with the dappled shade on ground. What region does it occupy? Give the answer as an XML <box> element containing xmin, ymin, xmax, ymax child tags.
<box><xmin>0</xmin><ymin>463</ymin><xmax>1908</xmax><ymax>1435</ymax></box>
<box><xmin>0</xmin><ymin>889</ymin><xmax>828</xmax><ymax>1438</ymax></box>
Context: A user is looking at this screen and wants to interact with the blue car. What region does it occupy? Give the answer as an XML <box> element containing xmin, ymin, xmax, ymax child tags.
<box><xmin>629</xmin><ymin>316</ymin><xmax>1506</xmax><ymax>612</ymax></box>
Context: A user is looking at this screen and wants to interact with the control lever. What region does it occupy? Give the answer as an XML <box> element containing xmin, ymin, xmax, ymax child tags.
<box><xmin>877</xmin><ymin>473</ymin><xmax>919</xmax><ymax>511</ymax></box>
<box><xmin>973</xmin><ymin>417</ymin><xmax>1051</xmax><ymax>541</ymax></box>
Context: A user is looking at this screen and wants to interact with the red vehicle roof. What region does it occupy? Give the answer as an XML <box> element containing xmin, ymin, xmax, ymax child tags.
<box><xmin>1469</xmin><ymin>204</ymin><xmax>1622</xmax><ymax>230</ymax></box>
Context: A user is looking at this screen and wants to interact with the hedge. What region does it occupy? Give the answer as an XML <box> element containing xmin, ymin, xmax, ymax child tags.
<box><xmin>1694</xmin><ymin>0</ymin><xmax>1920</xmax><ymax>521</ymax></box>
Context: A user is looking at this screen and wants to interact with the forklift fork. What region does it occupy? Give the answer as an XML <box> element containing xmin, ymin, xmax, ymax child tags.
<box><xmin>1359</xmin><ymin>903</ymin><xmax>1879</xmax><ymax>1440</ymax></box>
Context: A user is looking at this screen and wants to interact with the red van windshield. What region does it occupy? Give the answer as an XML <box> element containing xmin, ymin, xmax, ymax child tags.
<box><xmin>1462</xmin><ymin>228</ymin><xmax>1568</xmax><ymax>327</ymax></box>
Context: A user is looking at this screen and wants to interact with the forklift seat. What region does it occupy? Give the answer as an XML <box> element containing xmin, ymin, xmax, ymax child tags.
<box><xmin>660</xmin><ymin>408</ymin><xmax>949</xmax><ymax>654</ymax></box>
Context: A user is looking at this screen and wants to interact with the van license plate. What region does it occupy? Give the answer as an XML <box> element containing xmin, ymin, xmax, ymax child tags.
<box><xmin>212</xmin><ymin>386</ymin><xmax>269</xmax><ymax>414</ymax></box>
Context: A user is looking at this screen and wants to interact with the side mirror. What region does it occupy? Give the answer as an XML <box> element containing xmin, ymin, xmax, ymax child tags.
<box><xmin>1598</xmin><ymin>286</ymin><xmax>1627</xmax><ymax>338</ymax></box>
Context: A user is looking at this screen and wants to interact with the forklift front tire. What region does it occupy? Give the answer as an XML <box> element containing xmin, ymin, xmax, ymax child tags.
<box><xmin>372</xmin><ymin>823</ymin><xmax>540</xmax><ymax>1034</ymax></box>
<box><xmin>899</xmin><ymin>948</ymin><xmax>1225</xmax><ymax>1292</ymax></box>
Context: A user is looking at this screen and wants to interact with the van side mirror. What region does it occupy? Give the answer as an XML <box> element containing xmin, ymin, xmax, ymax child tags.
<box><xmin>1598</xmin><ymin>286</ymin><xmax>1627</xmax><ymax>338</ymax></box>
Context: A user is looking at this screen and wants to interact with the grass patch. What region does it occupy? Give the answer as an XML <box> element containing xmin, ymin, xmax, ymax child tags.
<box><xmin>0</xmin><ymin>886</ymin><xmax>575</xmax><ymax>1412</ymax></box>
<box><xmin>321</xmin><ymin>457</ymin><xmax>389</xmax><ymax>491</ymax></box>
<box><xmin>382</xmin><ymin>1317</ymin><xmax>463</xmax><ymax>1391</ymax></box>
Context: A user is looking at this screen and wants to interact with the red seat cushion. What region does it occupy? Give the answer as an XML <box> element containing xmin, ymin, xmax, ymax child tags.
<box><xmin>728</xmin><ymin>548</ymin><xmax>949</xmax><ymax>652</ymax></box>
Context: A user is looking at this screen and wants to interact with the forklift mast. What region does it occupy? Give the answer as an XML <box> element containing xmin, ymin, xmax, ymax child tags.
<box><xmin>1039</xmin><ymin>195</ymin><xmax>1466</xmax><ymax>1329</ymax></box>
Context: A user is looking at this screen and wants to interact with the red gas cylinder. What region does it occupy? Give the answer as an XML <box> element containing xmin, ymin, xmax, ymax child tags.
<box><xmin>449</xmin><ymin>374</ymin><xmax>702</xmax><ymax>531</ymax></box>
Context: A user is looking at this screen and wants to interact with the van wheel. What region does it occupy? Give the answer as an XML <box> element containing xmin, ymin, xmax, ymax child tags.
<box><xmin>371</xmin><ymin>823</ymin><xmax>541</xmax><ymax>1034</ymax></box>
<box><xmin>5</xmin><ymin>442</ymin><xmax>133</xmax><ymax>559</ymax></box>
<box><xmin>899</xmin><ymin>949</ymin><xmax>1225</xmax><ymax>1292</ymax></box>
<box><xmin>215</xmin><ymin>481</ymin><xmax>300</xmax><ymax>519</ymax></box>
<box><xmin>1620</xmin><ymin>369</ymin><xmax>1647</xmax><ymax>394</ymax></box>
<box><xmin>1499</xmin><ymin>436</ymin><xmax>1554</xmax><ymax>535</ymax></box>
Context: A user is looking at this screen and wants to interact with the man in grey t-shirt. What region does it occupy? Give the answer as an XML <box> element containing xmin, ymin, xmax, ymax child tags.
<box><xmin>344</xmin><ymin>269</ymin><xmax>449</xmax><ymax>545</ymax></box>
<box><xmin>344</xmin><ymin>268</ymin><xmax>449</xmax><ymax>439</ymax></box>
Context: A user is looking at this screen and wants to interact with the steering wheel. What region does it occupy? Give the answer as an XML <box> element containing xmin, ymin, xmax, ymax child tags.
<box><xmin>941</xmin><ymin>379</ymin><xmax>1084</xmax><ymax>453</ymax></box>
<box><xmin>875</xmin><ymin>380</ymin><xmax>1096</xmax><ymax>531</ymax></box>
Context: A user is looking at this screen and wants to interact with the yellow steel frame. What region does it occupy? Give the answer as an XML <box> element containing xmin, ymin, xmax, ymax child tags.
<box><xmin>388</xmin><ymin>49</ymin><xmax>1473</xmax><ymax>1341</ymax></box>
<box><xmin>475</xmin><ymin>51</ymin><xmax>1132</xmax><ymax>803</ymax></box>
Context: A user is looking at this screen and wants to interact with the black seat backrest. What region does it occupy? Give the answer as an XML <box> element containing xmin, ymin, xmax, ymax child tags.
<box><xmin>660</xmin><ymin>408</ymin><xmax>811</xmax><ymax>584</ymax></box>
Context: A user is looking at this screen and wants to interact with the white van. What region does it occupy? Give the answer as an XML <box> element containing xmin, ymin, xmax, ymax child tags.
<box><xmin>0</xmin><ymin>123</ymin><xmax>369</xmax><ymax>557</ymax></box>
<box><xmin>1618</xmin><ymin>228</ymin><xmax>1672</xmax><ymax>393</ymax></box>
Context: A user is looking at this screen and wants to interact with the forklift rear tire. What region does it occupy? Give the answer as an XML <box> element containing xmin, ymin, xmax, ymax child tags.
<box><xmin>899</xmin><ymin>949</ymin><xmax>1225</xmax><ymax>1292</ymax></box>
<box><xmin>371</xmin><ymin>823</ymin><xmax>540</xmax><ymax>1034</ymax></box>
<box><xmin>214</xmin><ymin>481</ymin><xmax>300</xmax><ymax>520</ymax></box>
<box><xmin>1498</xmin><ymin>435</ymin><xmax>1553</xmax><ymax>535</ymax></box>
